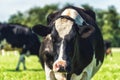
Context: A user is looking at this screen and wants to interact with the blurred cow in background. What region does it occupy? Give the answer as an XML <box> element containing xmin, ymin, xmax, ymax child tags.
<box><xmin>0</xmin><ymin>23</ymin><xmax>41</xmax><ymax>70</ymax></box>
<box><xmin>104</xmin><ymin>40</ymin><xmax>112</xmax><ymax>57</ymax></box>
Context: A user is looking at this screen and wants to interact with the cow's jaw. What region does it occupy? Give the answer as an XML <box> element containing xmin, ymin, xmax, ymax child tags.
<box><xmin>54</xmin><ymin>72</ymin><xmax>67</xmax><ymax>80</ymax></box>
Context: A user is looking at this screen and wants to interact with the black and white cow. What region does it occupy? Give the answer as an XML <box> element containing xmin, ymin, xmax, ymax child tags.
<box><xmin>33</xmin><ymin>6</ymin><xmax>104</xmax><ymax>80</ymax></box>
<box><xmin>0</xmin><ymin>23</ymin><xmax>40</xmax><ymax>70</ymax></box>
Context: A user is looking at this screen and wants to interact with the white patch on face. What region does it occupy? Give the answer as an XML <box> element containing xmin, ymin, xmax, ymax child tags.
<box><xmin>61</xmin><ymin>8</ymin><xmax>84</xmax><ymax>26</ymax></box>
<box><xmin>55</xmin><ymin>8</ymin><xmax>86</xmax><ymax>39</ymax></box>
<box><xmin>55</xmin><ymin>18</ymin><xmax>73</xmax><ymax>38</ymax></box>
<box><xmin>58</xmin><ymin>40</ymin><xmax>64</xmax><ymax>60</ymax></box>
<box><xmin>71</xmin><ymin>54</ymin><xmax>102</xmax><ymax>80</ymax></box>
<box><xmin>54</xmin><ymin>8</ymin><xmax>86</xmax><ymax>62</ymax></box>
<box><xmin>53</xmin><ymin>40</ymin><xmax>66</xmax><ymax>72</ymax></box>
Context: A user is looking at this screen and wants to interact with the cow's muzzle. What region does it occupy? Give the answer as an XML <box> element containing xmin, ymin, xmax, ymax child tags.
<box><xmin>53</xmin><ymin>60</ymin><xmax>67</xmax><ymax>73</ymax></box>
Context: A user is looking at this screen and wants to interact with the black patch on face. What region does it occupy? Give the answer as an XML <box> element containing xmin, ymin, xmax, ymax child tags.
<box><xmin>44</xmin><ymin>51</ymin><xmax>54</xmax><ymax>69</ymax></box>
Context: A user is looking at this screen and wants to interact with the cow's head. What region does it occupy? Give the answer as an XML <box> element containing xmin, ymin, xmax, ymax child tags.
<box><xmin>33</xmin><ymin>7</ymin><xmax>95</xmax><ymax>79</ymax></box>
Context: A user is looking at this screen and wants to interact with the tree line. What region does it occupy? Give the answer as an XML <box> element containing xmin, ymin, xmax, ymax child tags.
<box><xmin>3</xmin><ymin>4</ymin><xmax>120</xmax><ymax>47</ymax></box>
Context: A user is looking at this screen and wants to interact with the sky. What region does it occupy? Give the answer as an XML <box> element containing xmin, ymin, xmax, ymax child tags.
<box><xmin>0</xmin><ymin>0</ymin><xmax>120</xmax><ymax>22</ymax></box>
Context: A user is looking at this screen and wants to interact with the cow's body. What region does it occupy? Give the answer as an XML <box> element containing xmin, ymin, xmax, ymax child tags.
<box><xmin>33</xmin><ymin>6</ymin><xmax>104</xmax><ymax>80</ymax></box>
<box><xmin>0</xmin><ymin>23</ymin><xmax>40</xmax><ymax>70</ymax></box>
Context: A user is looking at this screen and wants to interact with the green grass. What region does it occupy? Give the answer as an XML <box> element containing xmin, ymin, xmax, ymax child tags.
<box><xmin>0</xmin><ymin>52</ymin><xmax>45</xmax><ymax>80</ymax></box>
<box><xmin>92</xmin><ymin>52</ymin><xmax>120</xmax><ymax>80</ymax></box>
<box><xmin>0</xmin><ymin>51</ymin><xmax>120</xmax><ymax>80</ymax></box>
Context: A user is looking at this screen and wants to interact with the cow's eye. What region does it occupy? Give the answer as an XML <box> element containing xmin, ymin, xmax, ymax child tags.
<box><xmin>82</xmin><ymin>22</ymin><xmax>87</xmax><ymax>25</ymax></box>
<box><xmin>52</xmin><ymin>37</ymin><xmax>57</xmax><ymax>43</ymax></box>
<box><xmin>51</xmin><ymin>34</ymin><xmax>57</xmax><ymax>43</ymax></box>
<box><xmin>52</xmin><ymin>36</ymin><xmax>61</xmax><ymax>43</ymax></box>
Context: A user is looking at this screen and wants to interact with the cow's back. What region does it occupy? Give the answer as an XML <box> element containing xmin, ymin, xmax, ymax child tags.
<box><xmin>0</xmin><ymin>24</ymin><xmax>40</xmax><ymax>55</ymax></box>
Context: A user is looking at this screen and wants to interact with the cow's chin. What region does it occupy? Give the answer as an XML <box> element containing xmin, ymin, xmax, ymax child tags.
<box><xmin>54</xmin><ymin>72</ymin><xmax>67</xmax><ymax>80</ymax></box>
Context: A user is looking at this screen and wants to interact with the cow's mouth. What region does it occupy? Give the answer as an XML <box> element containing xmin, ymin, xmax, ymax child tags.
<box><xmin>54</xmin><ymin>72</ymin><xmax>67</xmax><ymax>80</ymax></box>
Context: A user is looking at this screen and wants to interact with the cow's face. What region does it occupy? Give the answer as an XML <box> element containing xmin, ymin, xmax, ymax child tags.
<box><xmin>33</xmin><ymin>8</ymin><xmax>95</xmax><ymax>79</ymax></box>
<box><xmin>52</xmin><ymin>16</ymin><xmax>79</xmax><ymax>71</ymax></box>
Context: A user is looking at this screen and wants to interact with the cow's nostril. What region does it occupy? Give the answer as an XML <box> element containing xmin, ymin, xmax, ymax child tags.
<box><xmin>53</xmin><ymin>60</ymin><xmax>66</xmax><ymax>72</ymax></box>
<box><xmin>58</xmin><ymin>65</ymin><xmax>66</xmax><ymax>72</ymax></box>
<box><xmin>54</xmin><ymin>63</ymin><xmax>60</xmax><ymax>71</ymax></box>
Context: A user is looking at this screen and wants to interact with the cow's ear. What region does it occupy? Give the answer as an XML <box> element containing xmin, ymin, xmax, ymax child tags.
<box><xmin>47</xmin><ymin>11</ymin><xmax>59</xmax><ymax>24</ymax></box>
<box><xmin>84</xmin><ymin>9</ymin><xmax>96</xmax><ymax>21</ymax></box>
<box><xmin>77</xmin><ymin>25</ymin><xmax>95</xmax><ymax>38</ymax></box>
<box><xmin>32</xmin><ymin>24</ymin><xmax>52</xmax><ymax>37</ymax></box>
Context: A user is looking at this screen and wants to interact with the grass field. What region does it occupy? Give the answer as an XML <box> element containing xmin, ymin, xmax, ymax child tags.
<box><xmin>0</xmin><ymin>50</ymin><xmax>120</xmax><ymax>80</ymax></box>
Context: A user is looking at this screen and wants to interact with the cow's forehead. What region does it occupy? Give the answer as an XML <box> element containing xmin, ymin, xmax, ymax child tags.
<box><xmin>55</xmin><ymin>18</ymin><xmax>73</xmax><ymax>38</ymax></box>
<box><xmin>54</xmin><ymin>9</ymin><xmax>77</xmax><ymax>39</ymax></box>
<box><xmin>61</xmin><ymin>8</ymin><xmax>84</xmax><ymax>26</ymax></box>
<box><xmin>61</xmin><ymin>8</ymin><xmax>79</xmax><ymax>19</ymax></box>
<box><xmin>54</xmin><ymin>8</ymin><xmax>84</xmax><ymax>38</ymax></box>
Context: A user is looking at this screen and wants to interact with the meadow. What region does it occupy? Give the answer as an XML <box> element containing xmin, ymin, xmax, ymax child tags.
<box><xmin>0</xmin><ymin>49</ymin><xmax>120</xmax><ymax>80</ymax></box>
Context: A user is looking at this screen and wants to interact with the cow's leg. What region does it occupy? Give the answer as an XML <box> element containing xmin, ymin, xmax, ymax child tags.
<box><xmin>44</xmin><ymin>63</ymin><xmax>56</xmax><ymax>80</ymax></box>
<box><xmin>22</xmin><ymin>55</ymin><xmax>26</xmax><ymax>70</ymax></box>
<box><xmin>16</xmin><ymin>54</ymin><xmax>26</xmax><ymax>70</ymax></box>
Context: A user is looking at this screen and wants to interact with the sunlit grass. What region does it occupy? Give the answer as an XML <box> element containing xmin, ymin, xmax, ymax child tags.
<box><xmin>92</xmin><ymin>52</ymin><xmax>120</xmax><ymax>80</ymax></box>
<box><xmin>0</xmin><ymin>52</ymin><xmax>45</xmax><ymax>80</ymax></box>
<box><xmin>0</xmin><ymin>51</ymin><xmax>120</xmax><ymax>80</ymax></box>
